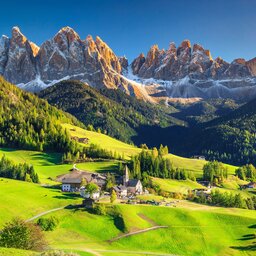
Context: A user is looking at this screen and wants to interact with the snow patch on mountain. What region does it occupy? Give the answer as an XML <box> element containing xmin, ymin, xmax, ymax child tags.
<box><xmin>123</xmin><ymin>65</ymin><xmax>256</xmax><ymax>101</ymax></box>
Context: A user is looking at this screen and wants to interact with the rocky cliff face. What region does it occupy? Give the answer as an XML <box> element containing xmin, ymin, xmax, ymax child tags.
<box><xmin>132</xmin><ymin>39</ymin><xmax>254</xmax><ymax>81</ymax></box>
<box><xmin>1</xmin><ymin>27</ymin><xmax>256</xmax><ymax>102</ymax></box>
<box><xmin>0</xmin><ymin>26</ymin><xmax>135</xmax><ymax>94</ymax></box>
<box><xmin>2</xmin><ymin>27</ymin><xmax>37</xmax><ymax>84</ymax></box>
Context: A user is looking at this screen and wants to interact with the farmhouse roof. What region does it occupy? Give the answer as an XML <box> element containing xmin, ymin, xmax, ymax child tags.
<box><xmin>114</xmin><ymin>185</ymin><xmax>127</xmax><ymax>192</ymax></box>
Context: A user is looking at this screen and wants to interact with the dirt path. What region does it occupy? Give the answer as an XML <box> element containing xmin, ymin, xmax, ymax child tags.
<box><xmin>137</xmin><ymin>213</ymin><xmax>158</xmax><ymax>226</ymax></box>
<box><xmin>26</xmin><ymin>206</ymin><xmax>65</xmax><ymax>222</ymax></box>
<box><xmin>108</xmin><ymin>225</ymin><xmax>168</xmax><ymax>242</ymax></box>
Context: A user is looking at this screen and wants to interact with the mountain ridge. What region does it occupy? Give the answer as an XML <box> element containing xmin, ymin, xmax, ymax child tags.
<box><xmin>1</xmin><ymin>26</ymin><xmax>256</xmax><ymax>102</ymax></box>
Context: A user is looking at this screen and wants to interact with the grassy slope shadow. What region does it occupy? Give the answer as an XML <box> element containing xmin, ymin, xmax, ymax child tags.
<box><xmin>230</xmin><ymin>224</ymin><xmax>256</xmax><ymax>251</ymax></box>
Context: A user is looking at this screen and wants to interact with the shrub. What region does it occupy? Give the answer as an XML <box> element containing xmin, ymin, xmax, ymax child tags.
<box><xmin>93</xmin><ymin>204</ymin><xmax>106</xmax><ymax>215</ymax></box>
<box><xmin>37</xmin><ymin>216</ymin><xmax>59</xmax><ymax>231</ymax></box>
<box><xmin>0</xmin><ymin>218</ymin><xmax>47</xmax><ymax>251</ymax></box>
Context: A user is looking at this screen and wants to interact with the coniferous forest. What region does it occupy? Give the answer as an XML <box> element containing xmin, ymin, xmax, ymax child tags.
<box><xmin>0</xmin><ymin>77</ymin><xmax>81</xmax><ymax>153</ymax></box>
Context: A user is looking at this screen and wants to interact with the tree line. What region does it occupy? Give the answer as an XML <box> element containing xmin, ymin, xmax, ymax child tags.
<box><xmin>62</xmin><ymin>143</ymin><xmax>125</xmax><ymax>163</ymax></box>
<box><xmin>0</xmin><ymin>155</ymin><xmax>39</xmax><ymax>183</ymax></box>
<box><xmin>191</xmin><ymin>189</ymin><xmax>256</xmax><ymax>210</ymax></box>
<box><xmin>202</xmin><ymin>161</ymin><xmax>228</xmax><ymax>184</ymax></box>
<box><xmin>128</xmin><ymin>146</ymin><xmax>195</xmax><ymax>181</ymax></box>
<box><xmin>235</xmin><ymin>164</ymin><xmax>256</xmax><ymax>181</ymax></box>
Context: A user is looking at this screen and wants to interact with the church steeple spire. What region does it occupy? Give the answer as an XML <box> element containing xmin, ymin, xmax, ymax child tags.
<box><xmin>123</xmin><ymin>165</ymin><xmax>129</xmax><ymax>186</ymax></box>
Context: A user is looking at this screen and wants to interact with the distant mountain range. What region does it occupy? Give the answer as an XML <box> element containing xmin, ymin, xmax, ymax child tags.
<box><xmin>1</xmin><ymin>26</ymin><xmax>256</xmax><ymax>102</ymax></box>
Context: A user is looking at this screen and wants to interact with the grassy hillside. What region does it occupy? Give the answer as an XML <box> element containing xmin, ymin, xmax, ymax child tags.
<box><xmin>40</xmin><ymin>203</ymin><xmax>256</xmax><ymax>256</ymax></box>
<box><xmin>0</xmin><ymin>247</ymin><xmax>35</xmax><ymax>256</ymax></box>
<box><xmin>62</xmin><ymin>123</ymin><xmax>237</xmax><ymax>175</ymax></box>
<box><xmin>62</xmin><ymin>123</ymin><xmax>141</xmax><ymax>159</ymax></box>
<box><xmin>152</xmin><ymin>178</ymin><xmax>205</xmax><ymax>194</ymax></box>
<box><xmin>0</xmin><ymin>178</ymin><xmax>81</xmax><ymax>227</ymax></box>
<box><xmin>0</xmin><ymin>148</ymin><xmax>120</xmax><ymax>184</ymax></box>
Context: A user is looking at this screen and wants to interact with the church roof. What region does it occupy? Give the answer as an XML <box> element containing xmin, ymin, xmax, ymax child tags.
<box><xmin>127</xmin><ymin>179</ymin><xmax>140</xmax><ymax>187</ymax></box>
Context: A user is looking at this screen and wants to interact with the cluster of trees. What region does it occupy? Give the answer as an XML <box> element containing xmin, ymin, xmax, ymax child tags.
<box><xmin>105</xmin><ymin>173</ymin><xmax>116</xmax><ymax>191</ymax></box>
<box><xmin>0</xmin><ymin>155</ymin><xmax>39</xmax><ymax>183</ymax></box>
<box><xmin>193</xmin><ymin>189</ymin><xmax>256</xmax><ymax>210</ymax></box>
<box><xmin>235</xmin><ymin>164</ymin><xmax>256</xmax><ymax>181</ymax></box>
<box><xmin>129</xmin><ymin>147</ymin><xmax>195</xmax><ymax>181</ymax></box>
<box><xmin>0</xmin><ymin>77</ymin><xmax>82</xmax><ymax>154</ymax></box>
<box><xmin>62</xmin><ymin>144</ymin><xmax>124</xmax><ymax>163</ymax></box>
<box><xmin>203</xmin><ymin>161</ymin><xmax>228</xmax><ymax>184</ymax></box>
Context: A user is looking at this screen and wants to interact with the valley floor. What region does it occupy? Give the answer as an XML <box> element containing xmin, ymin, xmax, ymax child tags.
<box><xmin>0</xmin><ymin>143</ymin><xmax>255</xmax><ymax>256</ymax></box>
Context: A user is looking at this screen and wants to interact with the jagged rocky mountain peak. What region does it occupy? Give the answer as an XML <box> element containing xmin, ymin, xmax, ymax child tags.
<box><xmin>1</xmin><ymin>26</ymin><xmax>256</xmax><ymax>102</ymax></box>
<box><xmin>11</xmin><ymin>26</ymin><xmax>28</xmax><ymax>45</ymax></box>
<box><xmin>193</xmin><ymin>43</ymin><xmax>204</xmax><ymax>52</ymax></box>
<box><xmin>179</xmin><ymin>39</ymin><xmax>191</xmax><ymax>49</ymax></box>
<box><xmin>54</xmin><ymin>26</ymin><xmax>81</xmax><ymax>45</ymax></box>
<box><xmin>12</xmin><ymin>26</ymin><xmax>22</xmax><ymax>36</ymax></box>
<box><xmin>168</xmin><ymin>42</ymin><xmax>176</xmax><ymax>54</ymax></box>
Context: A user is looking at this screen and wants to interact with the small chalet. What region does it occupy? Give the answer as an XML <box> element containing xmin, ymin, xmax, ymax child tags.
<box><xmin>193</xmin><ymin>155</ymin><xmax>206</xmax><ymax>160</ymax></box>
<box><xmin>71</xmin><ymin>136</ymin><xmax>89</xmax><ymax>144</ymax></box>
<box><xmin>192</xmin><ymin>188</ymin><xmax>211</xmax><ymax>197</ymax></box>
<box><xmin>246</xmin><ymin>182</ymin><xmax>256</xmax><ymax>189</ymax></box>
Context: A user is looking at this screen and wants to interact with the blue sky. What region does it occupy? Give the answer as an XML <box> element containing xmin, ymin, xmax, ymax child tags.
<box><xmin>1</xmin><ymin>0</ymin><xmax>255</xmax><ymax>62</ymax></box>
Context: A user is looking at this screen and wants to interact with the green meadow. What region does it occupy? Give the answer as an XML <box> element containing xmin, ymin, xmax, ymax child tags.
<box><xmin>0</xmin><ymin>125</ymin><xmax>253</xmax><ymax>256</ymax></box>
<box><xmin>0</xmin><ymin>178</ymin><xmax>81</xmax><ymax>227</ymax></box>
<box><xmin>38</xmin><ymin>204</ymin><xmax>256</xmax><ymax>256</ymax></box>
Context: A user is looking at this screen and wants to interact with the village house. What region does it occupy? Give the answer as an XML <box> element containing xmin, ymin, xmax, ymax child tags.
<box><xmin>113</xmin><ymin>185</ymin><xmax>128</xmax><ymax>197</ymax></box>
<box><xmin>192</xmin><ymin>188</ymin><xmax>211</xmax><ymax>197</ymax></box>
<box><xmin>80</xmin><ymin>188</ymin><xmax>100</xmax><ymax>199</ymax></box>
<box><xmin>57</xmin><ymin>169</ymin><xmax>106</xmax><ymax>192</ymax></box>
<box><xmin>197</xmin><ymin>181</ymin><xmax>211</xmax><ymax>188</ymax></box>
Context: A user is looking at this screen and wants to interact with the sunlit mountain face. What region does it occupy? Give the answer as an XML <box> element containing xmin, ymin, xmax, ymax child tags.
<box><xmin>1</xmin><ymin>26</ymin><xmax>256</xmax><ymax>103</ymax></box>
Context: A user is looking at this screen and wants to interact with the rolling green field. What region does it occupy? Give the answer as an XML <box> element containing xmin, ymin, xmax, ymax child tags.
<box><xmin>0</xmin><ymin>125</ymin><xmax>251</xmax><ymax>256</ymax></box>
<box><xmin>0</xmin><ymin>178</ymin><xmax>81</xmax><ymax>227</ymax></box>
<box><xmin>0</xmin><ymin>148</ymin><xmax>119</xmax><ymax>184</ymax></box>
<box><xmin>37</xmin><ymin>203</ymin><xmax>256</xmax><ymax>256</ymax></box>
<box><xmin>152</xmin><ymin>177</ymin><xmax>206</xmax><ymax>194</ymax></box>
